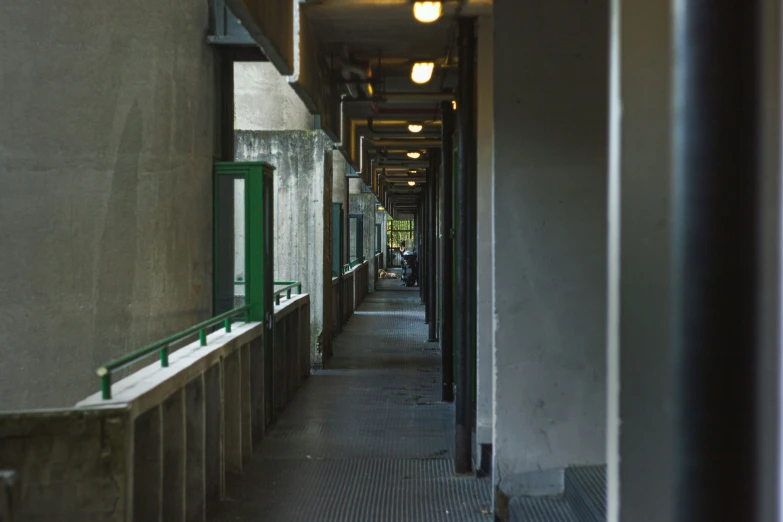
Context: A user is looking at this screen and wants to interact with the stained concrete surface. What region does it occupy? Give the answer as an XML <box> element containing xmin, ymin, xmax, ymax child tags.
<box><xmin>0</xmin><ymin>0</ymin><xmax>216</xmax><ymax>410</ymax></box>
<box><xmin>208</xmin><ymin>280</ymin><xmax>492</xmax><ymax>521</ymax></box>
<box><xmin>235</xmin><ymin>130</ymin><xmax>331</xmax><ymax>362</ymax></box>
<box><xmin>492</xmin><ymin>0</ymin><xmax>609</xmax><ymax>503</ymax></box>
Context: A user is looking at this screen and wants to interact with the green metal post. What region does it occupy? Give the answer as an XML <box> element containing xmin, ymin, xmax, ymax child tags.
<box><xmin>287</xmin><ymin>289</ymin><xmax>291</xmax><ymax>299</ymax></box>
<box><xmin>160</xmin><ymin>347</ymin><xmax>169</xmax><ymax>367</ymax></box>
<box><xmin>224</xmin><ymin>318</ymin><xmax>231</xmax><ymax>333</ymax></box>
<box><xmin>101</xmin><ymin>373</ymin><xmax>112</xmax><ymax>400</ymax></box>
<box><xmin>297</xmin><ymin>284</ymin><xmax>302</xmax><ymax>294</ymax></box>
<box><xmin>244</xmin><ymin>163</ymin><xmax>275</xmax><ymax>322</ymax></box>
<box><xmin>199</xmin><ymin>330</ymin><xmax>207</xmax><ymax>346</ymax></box>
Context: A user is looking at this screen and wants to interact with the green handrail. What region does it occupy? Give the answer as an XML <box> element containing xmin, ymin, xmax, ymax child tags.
<box><xmin>96</xmin><ymin>305</ymin><xmax>251</xmax><ymax>400</ymax></box>
<box><xmin>274</xmin><ymin>281</ymin><xmax>302</xmax><ymax>305</ymax></box>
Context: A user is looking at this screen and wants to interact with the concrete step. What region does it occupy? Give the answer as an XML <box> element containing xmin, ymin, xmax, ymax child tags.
<box><xmin>564</xmin><ymin>465</ymin><xmax>607</xmax><ymax>522</ymax></box>
<box><xmin>509</xmin><ymin>496</ymin><xmax>578</xmax><ymax>522</ymax></box>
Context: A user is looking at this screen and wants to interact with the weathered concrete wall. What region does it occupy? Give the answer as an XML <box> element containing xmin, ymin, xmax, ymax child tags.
<box><xmin>492</xmin><ymin>0</ymin><xmax>609</xmax><ymax>512</ymax></box>
<box><xmin>376</xmin><ymin>211</ymin><xmax>388</xmax><ymax>269</ymax></box>
<box><xmin>234</xmin><ymin>62</ymin><xmax>315</xmax><ymax>131</ymax></box>
<box><xmin>0</xmin><ymin>0</ymin><xmax>216</xmax><ymax>410</ymax></box>
<box><xmin>476</xmin><ymin>14</ymin><xmax>495</xmax><ymax>463</ymax></box>
<box><xmin>349</xmin><ymin>179</ymin><xmax>377</xmax><ymax>292</ymax></box>
<box><xmin>235</xmin><ymin>131</ymin><xmax>330</xmax><ymax>361</ymax></box>
<box><xmin>0</xmin><ymin>408</ymin><xmax>130</xmax><ymax>521</ymax></box>
<box><xmin>333</xmin><ymin>154</ymin><xmax>350</xmax><ymax>269</ymax></box>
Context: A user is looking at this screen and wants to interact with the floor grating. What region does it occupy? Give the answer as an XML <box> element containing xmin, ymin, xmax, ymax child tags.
<box><xmin>209</xmin><ymin>279</ymin><xmax>493</xmax><ymax>522</ymax></box>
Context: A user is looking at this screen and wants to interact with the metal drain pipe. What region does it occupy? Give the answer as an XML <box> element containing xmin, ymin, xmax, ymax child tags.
<box><xmin>672</xmin><ymin>1</ymin><xmax>761</xmax><ymax>521</ymax></box>
<box><xmin>440</xmin><ymin>100</ymin><xmax>455</xmax><ymax>404</ymax></box>
<box><xmin>455</xmin><ymin>17</ymin><xmax>477</xmax><ymax>474</ymax></box>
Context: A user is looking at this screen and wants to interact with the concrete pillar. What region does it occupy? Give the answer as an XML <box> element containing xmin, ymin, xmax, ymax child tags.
<box><xmin>0</xmin><ymin>0</ymin><xmax>216</xmax><ymax>410</ymax></box>
<box><xmin>185</xmin><ymin>377</ymin><xmax>205</xmax><ymax>522</ymax></box>
<box><xmin>475</xmin><ymin>14</ymin><xmax>494</xmax><ymax>471</ymax></box>
<box><xmin>607</xmin><ymin>1</ymin><xmax>782</xmax><ymax>520</ymax></box>
<box><xmin>133</xmin><ymin>407</ymin><xmax>161</xmax><ymax>521</ymax></box>
<box><xmin>162</xmin><ymin>390</ymin><xmax>185</xmax><ymax>522</ymax></box>
<box><xmin>492</xmin><ymin>0</ymin><xmax>608</xmax><ymax>515</ymax></box>
<box><xmin>349</xmin><ymin>179</ymin><xmax>377</xmax><ymax>292</ymax></box>
<box><xmin>605</xmin><ymin>2</ymin><xmax>673</xmax><ymax>520</ymax></box>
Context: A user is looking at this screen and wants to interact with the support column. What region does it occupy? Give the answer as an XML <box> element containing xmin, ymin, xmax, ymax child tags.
<box><xmin>672</xmin><ymin>2</ymin><xmax>761</xmax><ymax>521</ymax></box>
<box><xmin>475</xmin><ymin>14</ymin><xmax>494</xmax><ymax>473</ymax></box>
<box><xmin>492</xmin><ymin>0</ymin><xmax>608</xmax><ymax>516</ymax></box>
<box><xmin>455</xmin><ymin>17</ymin><xmax>477</xmax><ymax>475</ymax></box>
<box><xmin>440</xmin><ymin>101</ymin><xmax>455</xmax><ymax>403</ymax></box>
<box><xmin>428</xmin><ymin>157</ymin><xmax>439</xmax><ymax>342</ymax></box>
<box><xmin>606</xmin><ymin>1</ymin><xmax>674</xmax><ymax>520</ymax></box>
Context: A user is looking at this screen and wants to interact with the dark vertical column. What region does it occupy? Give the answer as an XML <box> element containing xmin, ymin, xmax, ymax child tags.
<box><xmin>441</xmin><ymin>101</ymin><xmax>455</xmax><ymax>403</ymax></box>
<box><xmin>672</xmin><ymin>2</ymin><xmax>761</xmax><ymax>521</ymax></box>
<box><xmin>428</xmin><ymin>153</ymin><xmax>439</xmax><ymax>342</ymax></box>
<box><xmin>219</xmin><ymin>50</ymin><xmax>234</xmax><ymax>162</ymax></box>
<box><xmin>455</xmin><ymin>17</ymin><xmax>477</xmax><ymax>474</ymax></box>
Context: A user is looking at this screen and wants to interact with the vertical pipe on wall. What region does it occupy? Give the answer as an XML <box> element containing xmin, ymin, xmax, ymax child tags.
<box><xmin>428</xmin><ymin>152</ymin><xmax>439</xmax><ymax>342</ymax></box>
<box><xmin>672</xmin><ymin>2</ymin><xmax>761</xmax><ymax>521</ymax></box>
<box><xmin>455</xmin><ymin>17</ymin><xmax>477</xmax><ymax>474</ymax></box>
<box><xmin>441</xmin><ymin>101</ymin><xmax>455</xmax><ymax>403</ymax></box>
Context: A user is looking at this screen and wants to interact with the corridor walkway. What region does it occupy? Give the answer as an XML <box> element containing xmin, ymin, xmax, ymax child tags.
<box><xmin>210</xmin><ymin>279</ymin><xmax>493</xmax><ymax>521</ymax></box>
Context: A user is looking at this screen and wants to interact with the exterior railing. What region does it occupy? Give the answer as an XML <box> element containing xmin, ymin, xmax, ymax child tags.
<box><xmin>274</xmin><ymin>281</ymin><xmax>302</xmax><ymax>305</ymax></box>
<box><xmin>343</xmin><ymin>258</ymin><xmax>363</xmax><ymax>273</ymax></box>
<box><xmin>96</xmin><ymin>305</ymin><xmax>251</xmax><ymax>400</ymax></box>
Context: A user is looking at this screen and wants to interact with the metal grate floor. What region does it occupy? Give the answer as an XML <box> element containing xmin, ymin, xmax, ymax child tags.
<box><xmin>209</xmin><ymin>280</ymin><xmax>493</xmax><ymax>522</ymax></box>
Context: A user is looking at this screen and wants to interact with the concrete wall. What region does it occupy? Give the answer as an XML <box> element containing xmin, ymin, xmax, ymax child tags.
<box><xmin>234</xmin><ymin>62</ymin><xmax>315</xmax><ymax>132</ymax></box>
<box><xmin>476</xmin><ymin>14</ymin><xmax>494</xmax><ymax>462</ymax></box>
<box><xmin>235</xmin><ymin>131</ymin><xmax>331</xmax><ymax>362</ymax></box>
<box><xmin>0</xmin><ymin>0</ymin><xmax>216</xmax><ymax>410</ymax></box>
<box><xmin>349</xmin><ymin>179</ymin><xmax>377</xmax><ymax>292</ymax></box>
<box><xmin>492</xmin><ymin>0</ymin><xmax>609</xmax><ymax>512</ymax></box>
<box><xmin>606</xmin><ymin>1</ymin><xmax>673</xmax><ymax>520</ymax></box>
<box><xmin>333</xmin><ymin>152</ymin><xmax>349</xmax><ymax>271</ymax></box>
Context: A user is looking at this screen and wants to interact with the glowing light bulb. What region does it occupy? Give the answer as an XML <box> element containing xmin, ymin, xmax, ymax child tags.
<box><xmin>413</xmin><ymin>1</ymin><xmax>442</xmax><ymax>23</ymax></box>
<box><xmin>408</xmin><ymin>181</ymin><xmax>416</xmax><ymax>186</ymax></box>
<box><xmin>407</xmin><ymin>152</ymin><xmax>421</xmax><ymax>159</ymax></box>
<box><xmin>378</xmin><ymin>206</ymin><xmax>384</xmax><ymax>211</ymax></box>
<box><xmin>408</xmin><ymin>124</ymin><xmax>423</xmax><ymax>133</ymax></box>
<box><xmin>411</xmin><ymin>62</ymin><xmax>435</xmax><ymax>84</ymax></box>
<box><xmin>452</xmin><ymin>100</ymin><xmax>457</xmax><ymax>110</ymax></box>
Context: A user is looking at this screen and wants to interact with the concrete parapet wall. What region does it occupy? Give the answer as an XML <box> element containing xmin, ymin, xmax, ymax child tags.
<box><xmin>0</xmin><ymin>298</ymin><xmax>311</xmax><ymax>522</ymax></box>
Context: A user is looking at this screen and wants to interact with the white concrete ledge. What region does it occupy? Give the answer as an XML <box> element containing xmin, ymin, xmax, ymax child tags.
<box><xmin>274</xmin><ymin>293</ymin><xmax>310</xmax><ymax>323</ymax></box>
<box><xmin>77</xmin><ymin>321</ymin><xmax>263</xmax><ymax>418</ymax></box>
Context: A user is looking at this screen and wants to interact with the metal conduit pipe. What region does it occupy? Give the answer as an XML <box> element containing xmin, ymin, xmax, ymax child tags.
<box><xmin>440</xmin><ymin>100</ymin><xmax>455</xmax><ymax>403</ymax></box>
<box><xmin>455</xmin><ymin>17</ymin><xmax>476</xmax><ymax>475</ymax></box>
<box><xmin>672</xmin><ymin>1</ymin><xmax>761</xmax><ymax>521</ymax></box>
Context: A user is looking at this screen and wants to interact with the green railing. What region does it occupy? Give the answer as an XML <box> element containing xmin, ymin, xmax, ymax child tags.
<box><xmin>96</xmin><ymin>305</ymin><xmax>251</xmax><ymax>400</ymax></box>
<box><xmin>274</xmin><ymin>281</ymin><xmax>302</xmax><ymax>305</ymax></box>
<box><xmin>342</xmin><ymin>258</ymin><xmax>364</xmax><ymax>274</ymax></box>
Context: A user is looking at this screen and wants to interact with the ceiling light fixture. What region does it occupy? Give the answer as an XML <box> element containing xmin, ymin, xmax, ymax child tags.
<box><xmin>452</xmin><ymin>100</ymin><xmax>457</xmax><ymax>110</ymax></box>
<box><xmin>407</xmin><ymin>152</ymin><xmax>421</xmax><ymax>159</ymax></box>
<box><xmin>411</xmin><ymin>62</ymin><xmax>435</xmax><ymax>84</ymax></box>
<box><xmin>408</xmin><ymin>124</ymin><xmax>423</xmax><ymax>133</ymax></box>
<box><xmin>409</xmin><ymin>169</ymin><xmax>417</xmax><ymax>174</ymax></box>
<box><xmin>408</xmin><ymin>181</ymin><xmax>417</xmax><ymax>186</ymax></box>
<box><xmin>413</xmin><ymin>1</ymin><xmax>442</xmax><ymax>23</ymax></box>
<box><xmin>378</xmin><ymin>206</ymin><xmax>385</xmax><ymax>211</ymax></box>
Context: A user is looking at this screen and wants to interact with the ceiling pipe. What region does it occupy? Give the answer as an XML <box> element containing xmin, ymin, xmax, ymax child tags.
<box><xmin>369</xmin><ymin>138</ymin><xmax>442</xmax><ymax>147</ymax></box>
<box><xmin>372</xmin><ymin>106</ymin><xmax>441</xmax><ymax>116</ymax></box>
<box><xmin>345</xmin><ymin>92</ymin><xmax>455</xmax><ymax>104</ymax></box>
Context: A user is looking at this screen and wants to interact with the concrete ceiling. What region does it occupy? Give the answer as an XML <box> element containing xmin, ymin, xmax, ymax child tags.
<box><xmin>301</xmin><ymin>0</ymin><xmax>490</xmax><ymax>215</ymax></box>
